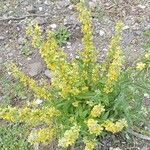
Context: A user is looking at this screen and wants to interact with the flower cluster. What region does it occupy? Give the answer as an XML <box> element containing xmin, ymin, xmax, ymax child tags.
<box><xmin>0</xmin><ymin>2</ymin><xmax>148</xmax><ymax>150</ymax></box>
<box><xmin>136</xmin><ymin>51</ymin><xmax>150</xmax><ymax>71</ymax></box>
<box><xmin>10</xmin><ymin>64</ymin><xmax>51</xmax><ymax>100</ymax></box>
<box><xmin>90</xmin><ymin>104</ymin><xmax>105</xmax><ymax>118</ymax></box>
<box><xmin>0</xmin><ymin>106</ymin><xmax>60</xmax><ymax>126</ymax></box>
<box><xmin>83</xmin><ymin>138</ymin><xmax>96</xmax><ymax>150</ymax></box>
<box><xmin>58</xmin><ymin>125</ymin><xmax>80</xmax><ymax>148</ymax></box>
<box><xmin>103</xmin><ymin>119</ymin><xmax>128</xmax><ymax>133</ymax></box>
<box><xmin>28</xmin><ymin>127</ymin><xmax>55</xmax><ymax>143</ymax></box>
<box><xmin>87</xmin><ymin>119</ymin><xmax>103</xmax><ymax>135</ymax></box>
<box><xmin>104</xmin><ymin>21</ymin><xmax>124</xmax><ymax>93</ymax></box>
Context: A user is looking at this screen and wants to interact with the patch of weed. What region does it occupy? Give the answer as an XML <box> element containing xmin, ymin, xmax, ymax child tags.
<box><xmin>55</xmin><ymin>27</ymin><xmax>71</xmax><ymax>46</ymax></box>
<box><xmin>0</xmin><ymin>123</ymin><xmax>31</xmax><ymax>150</ymax></box>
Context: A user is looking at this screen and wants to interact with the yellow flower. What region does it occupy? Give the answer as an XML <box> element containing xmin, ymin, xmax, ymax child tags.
<box><xmin>28</xmin><ymin>127</ymin><xmax>55</xmax><ymax>144</ymax></box>
<box><xmin>90</xmin><ymin>104</ymin><xmax>105</xmax><ymax>117</ymax></box>
<box><xmin>145</xmin><ymin>52</ymin><xmax>150</xmax><ymax>59</ymax></box>
<box><xmin>103</xmin><ymin>119</ymin><xmax>128</xmax><ymax>133</ymax></box>
<box><xmin>104</xmin><ymin>22</ymin><xmax>124</xmax><ymax>93</ymax></box>
<box><xmin>87</xmin><ymin>119</ymin><xmax>103</xmax><ymax>135</ymax></box>
<box><xmin>84</xmin><ymin>138</ymin><xmax>96</xmax><ymax>150</ymax></box>
<box><xmin>136</xmin><ymin>62</ymin><xmax>146</xmax><ymax>71</ymax></box>
<box><xmin>10</xmin><ymin>64</ymin><xmax>51</xmax><ymax>100</ymax></box>
<box><xmin>58</xmin><ymin>125</ymin><xmax>80</xmax><ymax>148</ymax></box>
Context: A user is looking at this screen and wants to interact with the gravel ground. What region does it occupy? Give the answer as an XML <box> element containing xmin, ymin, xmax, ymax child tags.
<box><xmin>0</xmin><ymin>0</ymin><xmax>150</xmax><ymax>150</ymax></box>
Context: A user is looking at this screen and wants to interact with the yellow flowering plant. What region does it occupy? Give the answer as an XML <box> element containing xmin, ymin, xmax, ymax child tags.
<box><xmin>0</xmin><ymin>2</ymin><xmax>149</xmax><ymax>150</ymax></box>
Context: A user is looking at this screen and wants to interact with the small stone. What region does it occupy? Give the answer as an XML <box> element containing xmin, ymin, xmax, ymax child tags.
<box><xmin>99</xmin><ymin>30</ymin><xmax>105</xmax><ymax>36</ymax></box>
<box><xmin>27</xmin><ymin>5</ymin><xmax>37</xmax><ymax>13</ymax></box>
<box><xmin>89</xmin><ymin>1</ymin><xmax>96</xmax><ymax>10</ymax></box>
<box><xmin>68</xmin><ymin>5</ymin><xmax>74</xmax><ymax>10</ymax></box>
<box><xmin>67</xmin><ymin>42</ymin><xmax>71</xmax><ymax>45</ymax></box>
<box><xmin>122</xmin><ymin>25</ymin><xmax>130</xmax><ymax>30</ymax></box>
<box><xmin>57</xmin><ymin>0</ymin><xmax>70</xmax><ymax>8</ymax></box>
<box><xmin>35</xmin><ymin>99</ymin><xmax>43</xmax><ymax>105</ymax></box>
<box><xmin>67</xmin><ymin>45</ymin><xmax>71</xmax><ymax>49</ymax></box>
<box><xmin>39</xmin><ymin>7</ymin><xmax>43</xmax><ymax>11</ymax></box>
<box><xmin>27</xmin><ymin>57</ymin><xmax>32</xmax><ymax>61</ymax></box>
<box><xmin>0</xmin><ymin>36</ymin><xmax>5</xmax><ymax>41</ymax></box>
<box><xmin>44</xmin><ymin>0</ymin><xmax>49</xmax><ymax>5</ymax></box>
<box><xmin>35</xmin><ymin>17</ymin><xmax>46</xmax><ymax>25</ymax></box>
<box><xmin>18</xmin><ymin>37</ymin><xmax>24</xmax><ymax>45</ymax></box>
<box><xmin>64</xmin><ymin>15</ymin><xmax>79</xmax><ymax>26</ymax></box>
<box><xmin>50</xmin><ymin>24</ymin><xmax>57</xmax><ymax>29</ymax></box>
<box><xmin>44</xmin><ymin>69</ymin><xmax>52</xmax><ymax>78</ymax></box>
<box><xmin>8</xmin><ymin>52</ymin><xmax>13</xmax><ymax>57</ymax></box>
<box><xmin>144</xmin><ymin>93</ymin><xmax>149</xmax><ymax>98</ymax></box>
<box><xmin>28</xmin><ymin>62</ymin><xmax>43</xmax><ymax>77</ymax></box>
<box><xmin>138</xmin><ymin>5</ymin><xmax>146</xmax><ymax>9</ymax></box>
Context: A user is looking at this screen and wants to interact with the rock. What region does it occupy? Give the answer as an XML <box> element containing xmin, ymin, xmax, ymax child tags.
<box><xmin>122</xmin><ymin>25</ymin><xmax>130</xmax><ymax>30</ymax></box>
<box><xmin>18</xmin><ymin>37</ymin><xmax>24</xmax><ymax>45</ymax></box>
<box><xmin>27</xmin><ymin>5</ymin><xmax>37</xmax><ymax>13</ymax></box>
<box><xmin>0</xmin><ymin>36</ymin><xmax>5</xmax><ymax>41</ymax></box>
<box><xmin>64</xmin><ymin>15</ymin><xmax>80</xmax><ymax>27</ymax></box>
<box><xmin>56</xmin><ymin>0</ymin><xmax>70</xmax><ymax>8</ymax></box>
<box><xmin>35</xmin><ymin>17</ymin><xmax>46</xmax><ymax>25</ymax></box>
<box><xmin>89</xmin><ymin>1</ymin><xmax>97</xmax><ymax>10</ymax></box>
<box><xmin>39</xmin><ymin>7</ymin><xmax>43</xmax><ymax>11</ymax></box>
<box><xmin>144</xmin><ymin>93</ymin><xmax>149</xmax><ymax>98</ymax></box>
<box><xmin>28</xmin><ymin>62</ymin><xmax>43</xmax><ymax>77</ymax></box>
<box><xmin>137</xmin><ymin>5</ymin><xmax>146</xmax><ymax>9</ymax></box>
<box><xmin>44</xmin><ymin>69</ymin><xmax>52</xmax><ymax>78</ymax></box>
<box><xmin>50</xmin><ymin>24</ymin><xmax>57</xmax><ymax>29</ymax></box>
<box><xmin>99</xmin><ymin>30</ymin><xmax>105</xmax><ymax>36</ymax></box>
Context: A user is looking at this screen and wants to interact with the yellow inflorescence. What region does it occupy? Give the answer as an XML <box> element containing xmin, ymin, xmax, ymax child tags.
<box><xmin>103</xmin><ymin>119</ymin><xmax>128</xmax><ymax>133</ymax></box>
<box><xmin>145</xmin><ymin>52</ymin><xmax>150</xmax><ymax>59</ymax></box>
<box><xmin>28</xmin><ymin>127</ymin><xmax>55</xmax><ymax>144</ymax></box>
<box><xmin>26</xmin><ymin>23</ymin><xmax>42</xmax><ymax>48</ymax></box>
<box><xmin>104</xmin><ymin>21</ymin><xmax>124</xmax><ymax>93</ymax></box>
<box><xmin>90</xmin><ymin>104</ymin><xmax>105</xmax><ymax>118</ymax></box>
<box><xmin>87</xmin><ymin>119</ymin><xmax>103</xmax><ymax>135</ymax></box>
<box><xmin>84</xmin><ymin>138</ymin><xmax>96</xmax><ymax>150</ymax></box>
<box><xmin>10</xmin><ymin>64</ymin><xmax>51</xmax><ymax>100</ymax></box>
<box><xmin>58</xmin><ymin>125</ymin><xmax>80</xmax><ymax>148</ymax></box>
<box><xmin>136</xmin><ymin>62</ymin><xmax>146</xmax><ymax>71</ymax></box>
<box><xmin>77</xmin><ymin>3</ymin><xmax>96</xmax><ymax>63</ymax></box>
<box><xmin>0</xmin><ymin>106</ymin><xmax>60</xmax><ymax>126</ymax></box>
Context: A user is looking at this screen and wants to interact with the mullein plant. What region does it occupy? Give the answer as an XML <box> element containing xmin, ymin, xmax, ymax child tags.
<box><xmin>0</xmin><ymin>2</ymin><xmax>150</xmax><ymax>150</ymax></box>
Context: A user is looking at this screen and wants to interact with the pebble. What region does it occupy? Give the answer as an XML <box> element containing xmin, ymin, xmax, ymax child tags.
<box><xmin>89</xmin><ymin>1</ymin><xmax>96</xmax><ymax>10</ymax></box>
<box><xmin>99</xmin><ymin>30</ymin><xmax>105</xmax><ymax>36</ymax></box>
<box><xmin>35</xmin><ymin>17</ymin><xmax>46</xmax><ymax>25</ymax></box>
<box><xmin>138</xmin><ymin>5</ymin><xmax>146</xmax><ymax>9</ymax></box>
<box><xmin>44</xmin><ymin>69</ymin><xmax>52</xmax><ymax>78</ymax></box>
<box><xmin>50</xmin><ymin>24</ymin><xmax>57</xmax><ymax>29</ymax></box>
<box><xmin>39</xmin><ymin>7</ymin><xmax>43</xmax><ymax>11</ymax></box>
<box><xmin>28</xmin><ymin>62</ymin><xmax>43</xmax><ymax>77</ymax></box>
<box><xmin>64</xmin><ymin>15</ymin><xmax>80</xmax><ymax>26</ymax></box>
<box><xmin>26</xmin><ymin>5</ymin><xmax>37</xmax><ymax>13</ymax></box>
<box><xmin>0</xmin><ymin>36</ymin><xmax>5</xmax><ymax>41</ymax></box>
<box><xmin>35</xmin><ymin>99</ymin><xmax>43</xmax><ymax>105</ymax></box>
<box><xmin>122</xmin><ymin>25</ymin><xmax>130</xmax><ymax>30</ymax></box>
